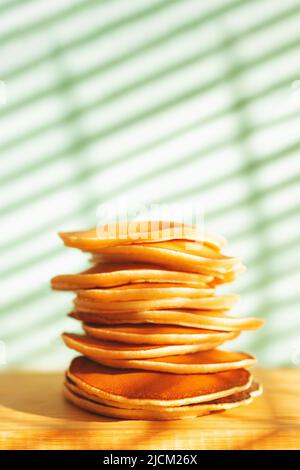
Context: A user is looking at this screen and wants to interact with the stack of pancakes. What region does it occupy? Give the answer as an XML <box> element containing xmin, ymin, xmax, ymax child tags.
<box><xmin>52</xmin><ymin>221</ymin><xmax>263</xmax><ymax>420</ymax></box>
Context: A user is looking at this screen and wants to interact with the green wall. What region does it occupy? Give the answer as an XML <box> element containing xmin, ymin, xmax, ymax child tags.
<box><xmin>1</xmin><ymin>0</ymin><xmax>300</xmax><ymax>369</ymax></box>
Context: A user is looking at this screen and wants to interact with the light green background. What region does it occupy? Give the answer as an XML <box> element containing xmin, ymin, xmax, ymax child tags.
<box><xmin>1</xmin><ymin>0</ymin><xmax>300</xmax><ymax>370</ymax></box>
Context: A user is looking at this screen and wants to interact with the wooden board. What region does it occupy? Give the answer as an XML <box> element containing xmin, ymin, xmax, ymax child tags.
<box><xmin>0</xmin><ymin>368</ymin><xmax>299</xmax><ymax>450</ymax></box>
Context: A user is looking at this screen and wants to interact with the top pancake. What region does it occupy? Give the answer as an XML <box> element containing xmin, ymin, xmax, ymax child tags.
<box><xmin>67</xmin><ymin>356</ymin><xmax>252</xmax><ymax>406</ymax></box>
<box><xmin>59</xmin><ymin>221</ymin><xmax>227</xmax><ymax>251</ymax></box>
<box><xmin>58</xmin><ymin>221</ymin><xmax>243</xmax><ymax>282</ymax></box>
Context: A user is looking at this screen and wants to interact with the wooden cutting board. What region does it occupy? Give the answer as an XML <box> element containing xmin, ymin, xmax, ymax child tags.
<box><xmin>0</xmin><ymin>368</ymin><xmax>299</xmax><ymax>449</ymax></box>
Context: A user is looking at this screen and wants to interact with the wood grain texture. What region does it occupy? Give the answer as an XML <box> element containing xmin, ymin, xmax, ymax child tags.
<box><xmin>0</xmin><ymin>368</ymin><xmax>299</xmax><ymax>450</ymax></box>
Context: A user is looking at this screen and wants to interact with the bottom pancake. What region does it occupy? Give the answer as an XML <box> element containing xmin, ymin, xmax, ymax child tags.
<box><xmin>65</xmin><ymin>376</ymin><xmax>261</xmax><ymax>410</ymax></box>
<box><xmin>64</xmin><ymin>380</ymin><xmax>261</xmax><ymax>420</ymax></box>
<box><xmin>66</xmin><ymin>356</ymin><xmax>252</xmax><ymax>407</ymax></box>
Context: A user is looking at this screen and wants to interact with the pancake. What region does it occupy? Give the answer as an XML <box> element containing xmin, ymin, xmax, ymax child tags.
<box><xmin>62</xmin><ymin>333</ymin><xmax>223</xmax><ymax>359</ymax></box>
<box><xmin>93</xmin><ymin>349</ymin><xmax>256</xmax><ymax>374</ymax></box>
<box><xmin>76</xmin><ymin>284</ymin><xmax>215</xmax><ymax>301</ymax></box>
<box><xmin>93</xmin><ymin>253</ymin><xmax>242</xmax><ymax>284</ymax></box>
<box><xmin>59</xmin><ymin>221</ymin><xmax>226</xmax><ymax>251</ymax></box>
<box><xmin>64</xmin><ymin>381</ymin><xmax>261</xmax><ymax>420</ymax></box>
<box><xmin>210</xmin><ymin>264</ymin><xmax>246</xmax><ymax>285</ymax></box>
<box><xmin>83</xmin><ymin>323</ymin><xmax>239</xmax><ymax>345</ymax></box>
<box><xmin>65</xmin><ymin>376</ymin><xmax>261</xmax><ymax>410</ymax></box>
<box><xmin>138</xmin><ymin>240</ymin><xmax>237</xmax><ymax>262</ymax></box>
<box><xmin>74</xmin><ymin>293</ymin><xmax>239</xmax><ymax>314</ymax></box>
<box><xmin>51</xmin><ymin>262</ymin><xmax>212</xmax><ymax>290</ymax></box>
<box><xmin>70</xmin><ymin>310</ymin><xmax>264</xmax><ymax>331</ymax></box>
<box><xmin>91</xmin><ymin>244</ymin><xmax>239</xmax><ymax>276</ymax></box>
<box><xmin>66</xmin><ymin>356</ymin><xmax>252</xmax><ymax>406</ymax></box>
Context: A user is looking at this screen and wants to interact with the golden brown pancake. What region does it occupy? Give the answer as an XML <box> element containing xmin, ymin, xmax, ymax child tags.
<box><xmin>83</xmin><ymin>323</ymin><xmax>239</xmax><ymax>345</ymax></box>
<box><xmin>90</xmin><ymin>244</ymin><xmax>239</xmax><ymax>276</ymax></box>
<box><xmin>62</xmin><ymin>333</ymin><xmax>223</xmax><ymax>359</ymax></box>
<box><xmin>92</xmin><ymin>253</ymin><xmax>242</xmax><ymax>284</ymax></box>
<box><xmin>70</xmin><ymin>310</ymin><xmax>263</xmax><ymax>331</ymax></box>
<box><xmin>210</xmin><ymin>264</ymin><xmax>246</xmax><ymax>285</ymax></box>
<box><xmin>137</xmin><ymin>241</ymin><xmax>244</xmax><ymax>273</ymax></box>
<box><xmin>74</xmin><ymin>293</ymin><xmax>239</xmax><ymax>314</ymax></box>
<box><xmin>51</xmin><ymin>262</ymin><xmax>212</xmax><ymax>290</ymax></box>
<box><xmin>65</xmin><ymin>376</ymin><xmax>261</xmax><ymax>410</ymax></box>
<box><xmin>149</xmin><ymin>240</ymin><xmax>228</xmax><ymax>258</ymax></box>
<box><xmin>63</xmin><ymin>381</ymin><xmax>261</xmax><ymax>420</ymax></box>
<box><xmin>75</xmin><ymin>284</ymin><xmax>215</xmax><ymax>301</ymax></box>
<box><xmin>66</xmin><ymin>356</ymin><xmax>252</xmax><ymax>406</ymax></box>
<box><xmin>93</xmin><ymin>349</ymin><xmax>256</xmax><ymax>374</ymax></box>
<box><xmin>59</xmin><ymin>221</ymin><xmax>226</xmax><ymax>251</ymax></box>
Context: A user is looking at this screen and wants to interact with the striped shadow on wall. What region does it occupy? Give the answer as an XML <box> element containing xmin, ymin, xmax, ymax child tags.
<box><xmin>0</xmin><ymin>0</ymin><xmax>300</xmax><ymax>369</ymax></box>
